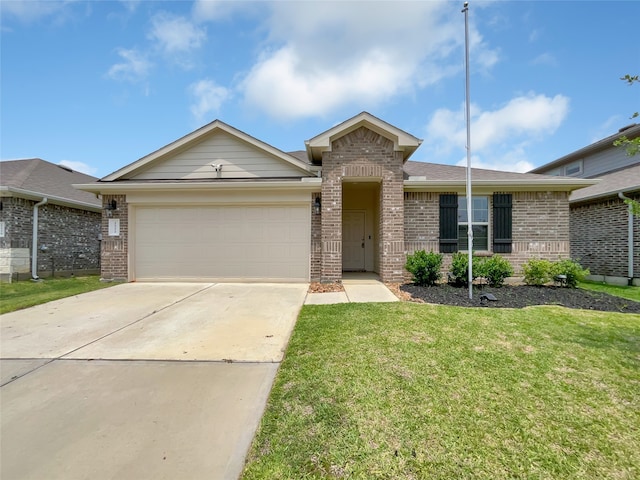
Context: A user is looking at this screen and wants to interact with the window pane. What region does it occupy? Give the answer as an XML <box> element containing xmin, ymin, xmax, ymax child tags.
<box><xmin>459</xmin><ymin>196</ymin><xmax>488</xmax><ymax>223</ymax></box>
<box><xmin>458</xmin><ymin>225</ymin><xmax>488</xmax><ymax>251</ymax></box>
<box><xmin>458</xmin><ymin>197</ymin><xmax>467</xmax><ymax>222</ymax></box>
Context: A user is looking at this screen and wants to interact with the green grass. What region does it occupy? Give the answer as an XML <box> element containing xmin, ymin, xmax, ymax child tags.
<box><xmin>243</xmin><ymin>303</ymin><xmax>640</xmax><ymax>479</ymax></box>
<box><xmin>0</xmin><ymin>276</ymin><xmax>115</xmax><ymax>314</ymax></box>
<box><xmin>579</xmin><ymin>280</ymin><xmax>640</xmax><ymax>303</ymax></box>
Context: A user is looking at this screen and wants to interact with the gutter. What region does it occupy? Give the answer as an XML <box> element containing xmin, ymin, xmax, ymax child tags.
<box><xmin>618</xmin><ymin>192</ymin><xmax>635</xmax><ymax>285</ymax></box>
<box><xmin>32</xmin><ymin>197</ymin><xmax>48</xmax><ymax>280</ymax></box>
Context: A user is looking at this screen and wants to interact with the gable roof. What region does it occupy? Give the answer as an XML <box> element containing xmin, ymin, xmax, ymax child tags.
<box><xmin>570</xmin><ymin>163</ymin><xmax>640</xmax><ymax>204</ymax></box>
<box><xmin>403</xmin><ymin>161</ymin><xmax>597</xmax><ymax>192</ymax></box>
<box><xmin>305</xmin><ymin>112</ymin><xmax>422</xmax><ymax>163</ymax></box>
<box><xmin>0</xmin><ymin>158</ymin><xmax>101</xmax><ymax>210</ymax></box>
<box><xmin>529</xmin><ymin>123</ymin><xmax>640</xmax><ymax>174</ymax></box>
<box><xmin>102</xmin><ymin>120</ymin><xmax>318</xmax><ymax>182</ymax></box>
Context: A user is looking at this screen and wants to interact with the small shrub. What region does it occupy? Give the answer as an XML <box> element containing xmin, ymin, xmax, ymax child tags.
<box><xmin>482</xmin><ymin>254</ymin><xmax>514</xmax><ymax>287</ymax></box>
<box><xmin>405</xmin><ymin>250</ymin><xmax>443</xmax><ymax>286</ymax></box>
<box><xmin>522</xmin><ymin>259</ymin><xmax>553</xmax><ymax>286</ymax></box>
<box><xmin>449</xmin><ymin>252</ymin><xmax>477</xmax><ymax>287</ymax></box>
<box><xmin>552</xmin><ymin>259</ymin><xmax>590</xmax><ymax>288</ymax></box>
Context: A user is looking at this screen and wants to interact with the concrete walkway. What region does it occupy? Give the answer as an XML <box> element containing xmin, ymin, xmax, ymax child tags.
<box><xmin>305</xmin><ymin>274</ymin><xmax>399</xmax><ymax>305</ymax></box>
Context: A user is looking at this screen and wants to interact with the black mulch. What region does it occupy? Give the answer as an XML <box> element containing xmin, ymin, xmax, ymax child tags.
<box><xmin>400</xmin><ymin>284</ymin><xmax>640</xmax><ymax>313</ymax></box>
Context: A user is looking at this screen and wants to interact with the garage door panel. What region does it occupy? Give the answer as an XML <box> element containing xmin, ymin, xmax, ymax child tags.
<box><xmin>134</xmin><ymin>205</ymin><xmax>309</xmax><ymax>281</ymax></box>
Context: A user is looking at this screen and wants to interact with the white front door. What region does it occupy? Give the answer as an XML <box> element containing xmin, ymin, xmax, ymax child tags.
<box><xmin>343</xmin><ymin>211</ymin><xmax>365</xmax><ymax>271</ymax></box>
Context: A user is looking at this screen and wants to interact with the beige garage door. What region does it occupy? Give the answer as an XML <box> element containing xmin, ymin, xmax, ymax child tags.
<box><xmin>134</xmin><ymin>205</ymin><xmax>310</xmax><ymax>281</ymax></box>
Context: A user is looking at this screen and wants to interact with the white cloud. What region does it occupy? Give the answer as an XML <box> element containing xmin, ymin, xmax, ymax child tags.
<box><xmin>237</xmin><ymin>1</ymin><xmax>500</xmax><ymax>120</ymax></box>
<box><xmin>59</xmin><ymin>160</ymin><xmax>98</xmax><ymax>176</ymax></box>
<box><xmin>426</xmin><ymin>92</ymin><xmax>570</xmax><ymax>172</ymax></box>
<box><xmin>189</xmin><ymin>79</ymin><xmax>230</xmax><ymax>122</ymax></box>
<box><xmin>530</xmin><ymin>52</ymin><xmax>557</xmax><ymax>66</ymax></box>
<box><xmin>1</xmin><ymin>0</ymin><xmax>75</xmax><ymax>23</ymax></box>
<box><xmin>148</xmin><ymin>12</ymin><xmax>206</xmax><ymax>57</ymax></box>
<box><xmin>107</xmin><ymin>48</ymin><xmax>152</xmax><ymax>82</ymax></box>
<box><xmin>192</xmin><ymin>0</ymin><xmax>249</xmax><ymax>21</ymax></box>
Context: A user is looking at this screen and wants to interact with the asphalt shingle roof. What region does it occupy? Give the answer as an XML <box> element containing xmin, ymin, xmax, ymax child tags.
<box><xmin>1</xmin><ymin>158</ymin><xmax>101</xmax><ymax>207</ymax></box>
<box><xmin>403</xmin><ymin>161</ymin><xmax>561</xmax><ymax>181</ymax></box>
<box><xmin>570</xmin><ymin>164</ymin><xmax>640</xmax><ymax>203</ymax></box>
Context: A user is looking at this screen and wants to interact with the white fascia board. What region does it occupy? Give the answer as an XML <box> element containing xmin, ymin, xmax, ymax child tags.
<box><xmin>74</xmin><ymin>178</ymin><xmax>322</xmax><ymax>194</ymax></box>
<box><xmin>1</xmin><ymin>186</ymin><xmax>102</xmax><ymax>212</ymax></box>
<box><xmin>403</xmin><ymin>178</ymin><xmax>598</xmax><ymax>193</ymax></box>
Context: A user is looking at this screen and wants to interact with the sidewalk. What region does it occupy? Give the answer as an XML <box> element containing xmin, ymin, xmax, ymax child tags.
<box><xmin>304</xmin><ymin>275</ymin><xmax>399</xmax><ymax>305</ymax></box>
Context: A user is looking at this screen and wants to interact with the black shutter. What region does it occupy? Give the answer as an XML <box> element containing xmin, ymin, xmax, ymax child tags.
<box><xmin>439</xmin><ymin>194</ymin><xmax>458</xmax><ymax>253</ymax></box>
<box><xmin>493</xmin><ymin>193</ymin><xmax>512</xmax><ymax>253</ymax></box>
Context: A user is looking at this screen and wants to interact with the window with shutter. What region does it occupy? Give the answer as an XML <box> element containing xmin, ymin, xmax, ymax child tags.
<box><xmin>439</xmin><ymin>194</ymin><xmax>458</xmax><ymax>253</ymax></box>
<box><xmin>493</xmin><ymin>193</ymin><xmax>512</xmax><ymax>253</ymax></box>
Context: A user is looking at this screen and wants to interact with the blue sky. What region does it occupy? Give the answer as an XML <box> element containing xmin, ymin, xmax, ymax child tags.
<box><xmin>1</xmin><ymin>0</ymin><xmax>638</xmax><ymax>178</ymax></box>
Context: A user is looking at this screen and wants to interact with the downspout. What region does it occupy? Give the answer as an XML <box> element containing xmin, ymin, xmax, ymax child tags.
<box><xmin>32</xmin><ymin>197</ymin><xmax>48</xmax><ymax>280</ymax></box>
<box><xmin>618</xmin><ymin>192</ymin><xmax>634</xmax><ymax>285</ymax></box>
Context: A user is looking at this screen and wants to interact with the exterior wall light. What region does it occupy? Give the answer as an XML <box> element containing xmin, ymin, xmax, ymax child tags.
<box><xmin>314</xmin><ymin>196</ymin><xmax>321</xmax><ymax>215</ymax></box>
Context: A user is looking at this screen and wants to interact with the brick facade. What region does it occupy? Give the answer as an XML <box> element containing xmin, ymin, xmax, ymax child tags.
<box><xmin>310</xmin><ymin>192</ymin><xmax>322</xmax><ymax>281</ymax></box>
<box><xmin>570</xmin><ymin>194</ymin><xmax>640</xmax><ymax>280</ymax></box>
<box><xmin>403</xmin><ymin>190</ymin><xmax>572</xmax><ymax>276</ymax></box>
<box><xmin>100</xmin><ymin>194</ymin><xmax>129</xmax><ymax>281</ymax></box>
<box><xmin>319</xmin><ymin>126</ymin><xmax>405</xmax><ymax>282</ymax></box>
<box><xmin>0</xmin><ymin>196</ymin><xmax>100</xmax><ymax>281</ymax></box>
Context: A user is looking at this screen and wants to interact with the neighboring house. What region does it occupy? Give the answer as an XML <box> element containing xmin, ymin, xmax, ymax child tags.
<box><xmin>75</xmin><ymin>112</ymin><xmax>594</xmax><ymax>283</ymax></box>
<box><xmin>530</xmin><ymin>124</ymin><xmax>640</xmax><ymax>285</ymax></box>
<box><xmin>0</xmin><ymin>158</ymin><xmax>102</xmax><ymax>282</ymax></box>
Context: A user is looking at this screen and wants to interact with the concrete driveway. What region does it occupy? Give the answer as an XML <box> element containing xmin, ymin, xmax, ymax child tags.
<box><xmin>0</xmin><ymin>282</ymin><xmax>307</xmax><ymax>480</ymax></box>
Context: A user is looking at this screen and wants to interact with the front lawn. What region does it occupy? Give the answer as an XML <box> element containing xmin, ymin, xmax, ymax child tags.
<box><xmin>0</xmin><ymin>276</ymin><xmax>114</xmax><ymax>314</ymax></box>
<box><xmin>579</xmin><ymin>280</ymin><xmax>640</xmax><ymax>303</ymax></box>
<box><xmin>243</xmin><ymin>303</ymin><xmax>640</xmax><ymax>479</ymax></box>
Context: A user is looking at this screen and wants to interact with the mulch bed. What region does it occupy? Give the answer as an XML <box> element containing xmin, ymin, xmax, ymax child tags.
<box><xmin>400</xmin><ymin>283</ymin><xmax>640</xmax><ymax>313</ymax></box>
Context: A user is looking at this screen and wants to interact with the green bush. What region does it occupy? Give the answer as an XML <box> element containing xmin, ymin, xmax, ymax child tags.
<box><xmin>405</xmin><ymin>250</ymin><xmax>443</xmax><ymax>286</ymax></box>
<box><xmin>522</xmin><ymin>259</ymin><xmax>553</xmax><ymax>286</ymax></box>
<box><xmin>552</xmin><ymin>259</ymin><xmax>590</xmax><ymax>288</ymax></box>
<box><xmin>449</xmin><ymin>252</ymin><xmax>477</xmax><ymax>287</ymax></box>
<box><xmin>481</xmin><ymin>254</ymin><xmax>514</xmax><ymax>287</ymax></box>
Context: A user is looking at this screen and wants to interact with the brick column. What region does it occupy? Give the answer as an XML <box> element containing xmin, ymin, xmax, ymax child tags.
<box><xmin>100</xmin><ymin>194</ymin><xmax>128</xmax><ymax>281</ymax></box>
<box><xmin>321</xmin><ymin>162</ymin><xmax>342</xmax><ymax>282</ymax></box>
<box><xmin>379</xmin><ymin>151</ymin><xmax>405</xmax><ymax>282</ymax></box>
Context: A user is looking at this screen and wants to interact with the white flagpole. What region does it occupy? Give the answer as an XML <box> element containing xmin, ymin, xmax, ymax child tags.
<box><xmin>462</xmin><ymin>2</ymin><xmax>473</xmax><ymax>300</ymax></box>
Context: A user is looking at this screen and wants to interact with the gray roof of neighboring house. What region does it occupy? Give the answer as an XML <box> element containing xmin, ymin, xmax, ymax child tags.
<box><xmin>530</xmin><ymin>123</ymin><xmax>640</xmax><ymax>174</ymax></box>
<box><xmin>0</xmin><ymin>158</ymin><xmax>101</xmax><ymax>209</ymax></box>
<box><xmin>570</xmin><ymin>164</ymin><xmax>640</xmax><ymax>203</ymax></box>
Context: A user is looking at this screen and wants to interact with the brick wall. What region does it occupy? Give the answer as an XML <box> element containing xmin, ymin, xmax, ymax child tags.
<box><xmin>570</xmin><ymin>193</ymin><xmax>640</xmax><ymax>279</ymax></box>
<box><xmin>403</xmin><ymin>190</ymin><xmax>572</xmax><ymax>277</ymax></box>
<box><xmin>100</xmin><ymin>194</ymin><xmax>128</xmax><ymax>281</ymax></box>
<box><xmin>310</xmin><ymin>192</ymin><xmax>322</xmax><ymax>281</ymax></box>
<box><xmin>0</xmin><ymin>196</ymin><xmax>100</xmax><ymax>280</ymax></box>
<box><xmin>510</xmin><ymin>191</ymin><xmax>571</xmax><ymax>270</ymax></box>
<box><xmin>320</xmin><ymin>126</ymin><xmax>405</xmax><ymax>282</ymax></box>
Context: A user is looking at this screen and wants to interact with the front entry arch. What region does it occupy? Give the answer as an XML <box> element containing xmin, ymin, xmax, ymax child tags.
<box><xmin>342</xmin><ymin>182</ymin><xmax>379</xmax><ymax>274</ymax></box>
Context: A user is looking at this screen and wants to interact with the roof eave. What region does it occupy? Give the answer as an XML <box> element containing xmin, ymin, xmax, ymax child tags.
<box><xmin>403</xmin><ymin>178</ymin><xmax>598</xmax><ymax>192</ymax></box>
<box><xmin>0</xmin><ymin>186</ymin><xmax>101</xmax><ymax>212</ymax></box>
<box><xmin>74</xmin><ymin>178</ymin><xmax>322</xmax><ymax>194</ymax></box>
